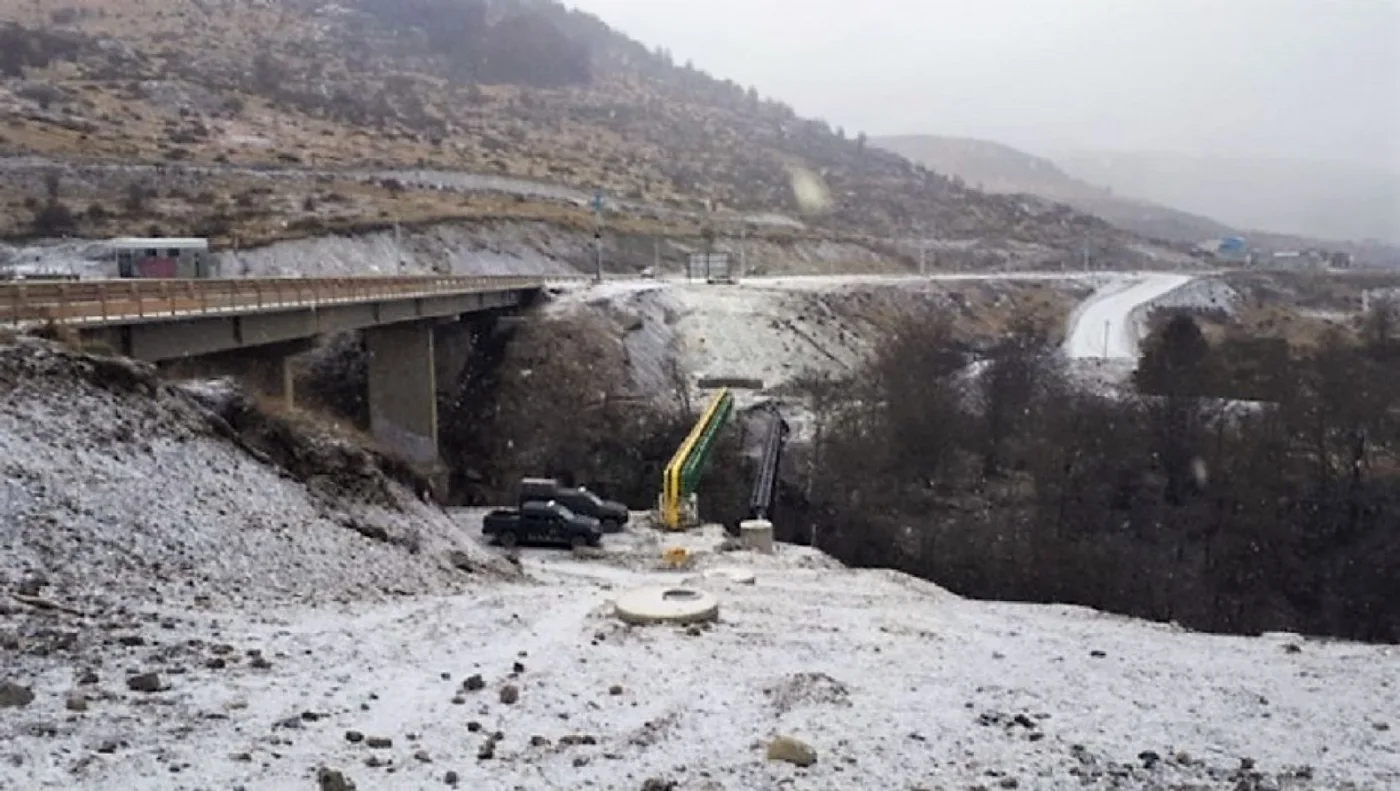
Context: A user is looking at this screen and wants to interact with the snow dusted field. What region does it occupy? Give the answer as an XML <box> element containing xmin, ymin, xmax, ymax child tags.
<box><xmin>4</xmin><ymin>520</ymin><xmax>1397</xmax><ymax>791</ymax></box>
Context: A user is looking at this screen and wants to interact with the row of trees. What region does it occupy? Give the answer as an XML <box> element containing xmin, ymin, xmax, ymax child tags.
<box><xmin>790</xmin><ymin>309</ymin><xmax>1400</xmax><ymax>643</ymax></box>
<box><xmin>349</xmin><ymin>0</ymin><xmax>591</xmax><ymax>88</ymax></box>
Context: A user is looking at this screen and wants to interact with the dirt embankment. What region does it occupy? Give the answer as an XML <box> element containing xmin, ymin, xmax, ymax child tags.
<box><xmin>0</xmin><ymin>336</ymin><xmax>513</xmax><ymax>614</ymax></box>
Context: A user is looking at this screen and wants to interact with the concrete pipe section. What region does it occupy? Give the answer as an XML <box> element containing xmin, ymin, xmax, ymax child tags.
<box><xmin>614</xmin><ymin>586</ymin><xmax>720</xmax><ymax>625</ymax></box>
<box><xmin>703</xmin><ymin>568</ymin><xmax>757</xmax><ymax>585</ymax></box>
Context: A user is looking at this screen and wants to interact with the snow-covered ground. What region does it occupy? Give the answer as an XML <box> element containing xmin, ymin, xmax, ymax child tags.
<box><xmin>546</xmin><ymin>271</ymin><xmax>1200</xmax><ymax>407</ymax></box>
<box><xmin>546</xmin><ymin>273</ymin><xmax>1104</xmax><ymax>407</ymax></box>
<box><xmin>5</xmin><ymin>277</ymin><xmax>1400</xmax><ymax>790</ymax></box>
<box><xmin>5</xmin><ymin>518</ymin><xmax>1395</xmax><ymax>791</ymax></box>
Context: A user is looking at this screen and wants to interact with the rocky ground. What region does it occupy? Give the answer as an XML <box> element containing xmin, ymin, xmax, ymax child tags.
<box><xmin>3</xmin><ymin>515</ymin><xmax>1395</xmax><ymax>791</ymax></box>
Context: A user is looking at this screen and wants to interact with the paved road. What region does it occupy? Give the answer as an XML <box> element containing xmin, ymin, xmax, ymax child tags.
<box><xmin>1063</xmin><ymin>272</ymin><xmax>1195</xmax><ymax>360</ymax></box>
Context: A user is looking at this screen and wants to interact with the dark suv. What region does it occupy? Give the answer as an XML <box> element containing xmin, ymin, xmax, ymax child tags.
<box><xmin>519</xmin><ymin>478</ymin><xmax>629</xmax><ymax>532</ymax></box>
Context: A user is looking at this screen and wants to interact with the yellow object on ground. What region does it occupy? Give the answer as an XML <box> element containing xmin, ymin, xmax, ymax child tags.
<box><xmin>661</xmin><ymin>547</ymin><xmax>691</xmax><ymax>569</ymax></box>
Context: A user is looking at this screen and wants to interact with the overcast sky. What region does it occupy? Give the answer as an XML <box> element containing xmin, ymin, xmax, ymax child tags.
<box><xmin>564</xmin><ymin>0</ymin><xmax>1400</xmax><ymax>172</ymax></box>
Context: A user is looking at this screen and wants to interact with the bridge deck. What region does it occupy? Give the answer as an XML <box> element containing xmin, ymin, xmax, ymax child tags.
<box><xmin>0</xmin><ymin>275</ymin><xmax>570</xmax><ymax>328</ymax></box>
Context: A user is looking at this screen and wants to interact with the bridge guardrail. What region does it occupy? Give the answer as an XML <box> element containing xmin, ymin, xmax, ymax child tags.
<box><xmin>0</xmin><ymin>274</ymin><xmax>595</xmax><ymax>327</ymax></box>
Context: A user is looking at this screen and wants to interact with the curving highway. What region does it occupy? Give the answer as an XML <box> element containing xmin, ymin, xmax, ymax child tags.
<box><xmin>1063</xmin><ymin>273</ymin><xmax>1195</xmax><ymax>360</ymax></box>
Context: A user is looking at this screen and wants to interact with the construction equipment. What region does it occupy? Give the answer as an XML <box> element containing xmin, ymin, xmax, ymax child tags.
<box><xmin>658</xmin><ymin>388</ymin><xmax>734</xmax><ymax>530</ymax></box>
<box><xmin>747</xmin><ymin>404</ymin><xmax>790</xmax><ymax>522</ymax></box>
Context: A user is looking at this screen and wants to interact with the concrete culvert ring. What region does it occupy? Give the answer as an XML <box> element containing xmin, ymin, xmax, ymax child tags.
<box><xmin>614</xmin><ymin>586</ymin><xmax>719</xmax><ymax>626</ymax></box>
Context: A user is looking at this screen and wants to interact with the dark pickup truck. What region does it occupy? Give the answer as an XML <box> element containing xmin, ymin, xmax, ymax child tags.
<box><xmin>482</xmin><ymin>500</ymin><xmax>602</xmax><ymax>549</ymax></box>
<box><xmin>519</xmin><ymin>478</ymin><xmax>629</xmax><ymax>532</ymax></box>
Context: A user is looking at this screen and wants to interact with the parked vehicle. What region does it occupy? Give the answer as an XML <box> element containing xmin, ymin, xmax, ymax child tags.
<box><xmin>518</xmin><ymin>477</ymin><xmax>629</xmax><ymax>532</ymax></box>
<box><xmin>482</xmin><ymin>500</ymin><xmax>602</xmax><ymax>549</ymax></box>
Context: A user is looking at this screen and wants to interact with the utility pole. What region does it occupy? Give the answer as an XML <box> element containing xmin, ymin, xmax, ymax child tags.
<box><xmin>591</xmin><ymin>189</ymin><xmax>605</xmax><ymax>283</ymax></box>
<box><xmin>395</xmin><ymin>222</ymin><xmax>404</xmax><ymax>274</ymax></box>
<box><xmin>739</xmin><ymin>224</ymin><xmax>747</xmax><ymax>279</ymax></box>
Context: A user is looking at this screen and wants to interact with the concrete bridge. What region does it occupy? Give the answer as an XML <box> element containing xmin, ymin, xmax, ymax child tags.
<box><xmin>1</xmin><ymin>275</ymin><xmax>580</xmax><ymax>489</ymax></box>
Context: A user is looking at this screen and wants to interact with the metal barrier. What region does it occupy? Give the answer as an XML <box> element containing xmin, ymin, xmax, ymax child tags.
<box><xmin>0</xmin><ymin>274</ymin><xmax>587</xmax><ymax>327</ymax></box>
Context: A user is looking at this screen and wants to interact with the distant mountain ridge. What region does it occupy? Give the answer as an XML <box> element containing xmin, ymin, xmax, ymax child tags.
<box><xmin>876</xmin><ymin>134</ymin><xmax>1234</xmax><ymax>242</ymax></box>
<box><xmin>1052</xmin><ymin>150</ymin><xmax>1400</xmax><ymax>247</ymax></box>
<box><xmin>878</xmin><ymin>134</ymin><xmax>1400</xmax><ymax>264</ymax></box>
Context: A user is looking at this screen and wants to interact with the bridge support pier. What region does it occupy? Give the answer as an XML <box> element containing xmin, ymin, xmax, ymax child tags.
<box><xmin>366</xmin><ymin>323</ymin><xmax>444</xmax><ymax>489</ymax></box>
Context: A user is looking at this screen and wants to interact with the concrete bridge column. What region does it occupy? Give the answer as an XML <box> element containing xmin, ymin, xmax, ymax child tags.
<box><xmin>366</xmin><ymin>323</ymin><xmax>440</xmax><ymax>470</ymax></box>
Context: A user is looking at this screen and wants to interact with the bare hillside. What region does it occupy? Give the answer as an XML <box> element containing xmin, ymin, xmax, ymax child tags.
<box><xmin>877</xmin><ymin>135</ymin><xmax>1235</xmax><ymax>244</ymax></box>
<box><xmin>0</xmin><ymin>0</ymin><xmax>1174</xmax><ymax>268</ymax></box>
<box><xmin>879</xmin><ymin>135</ymin><xmax>1400</xmax><ymax>265</ymax></box>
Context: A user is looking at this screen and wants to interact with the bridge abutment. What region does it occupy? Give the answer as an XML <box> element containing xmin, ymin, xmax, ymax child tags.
<box><xmin>159</xmin><ymin>340</ymin><xmax>311</xmax><ymax>407</ymax></box>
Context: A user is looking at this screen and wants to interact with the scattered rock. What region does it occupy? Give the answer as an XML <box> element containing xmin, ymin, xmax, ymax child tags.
<box><xmin>443</xmin><ymin>770</ymin><xmax>460</xmax><ymax>786</ymax></box>
<box><xmin>65</xmin><ymin>693</ymin><xmax>88</xmax><ymax>712</ymax></box>
<box><xmin>766</xmin><ymin>735</ymin><xmax>817</xmax><ymax>767</ymax></box>
<box><xmin>205</xmin><ymin>658</ymin><xmax>227</xmax><ymax>670</ymax></box>
<box><xmin>450</xmin><ymin>695</ymin><xmax>465</xmax><ymax>705</ymax></box>
<box><xmin>1089</xmin><ymin>650</ymin><xmax>1107</xmax><ymax>659</ymax></box>
<box><xmin>512</xmin><ymin>661</ymin><xmax>525</xmax><ymax>674</ymax></box>
<box><xmin>499</xmin><ymin>684</ymin><xmax>519</xmax><ymax>705</ymax></box>
<box><xmin>317</xmin><ymin>767</ymin><xmax>356</xmax><ymax>791</ymax></box>
<box><xmin>463</xmin><ymin>674</ymin><xmax>485</xmax><ymax>691</ymax></box>
<box><xmin>77</xmin><ymin>671</ymin><xmax>99</xmax><ymax>686</ymax></box>
<box><xmin>126</xmin><ymin>672</ymin><xmax>163</xmax><ymax>693</ymax></box>
<box><xmin>560</xmin><ymin>734</ymin><xmax>598</xmax><ymax>746</ymax></box>
<box><xmin>344</xmin><ymin>730</ymin><xmax>364</xmax><ymax>744</ymax></box>
<box><xmin>0</xmin><ymin>682</ymin><xmax>35</xmax><ymax>708</ymax></box>
<box><xmin>641</xmin><ymin>779</ymin><xmax>677</xmax><ymax>791</ymax></box>
<box><xmin>413</xmin><ymin>750</ymin><xmax>432</xmax><ymax>763</ymax></box>
<box><xmin>16</xmin><ymin>576</ymin><xmax>46</xmax><ymax>597</ymax></box>
<box><xmin>573</xmin><ymin>756</ymin><xmax>590</xmax><ymax>767</ymax></box>
<box><xmin>529</xmin><ymin>735</ymin><xmax>550</xmax><ymax>747</ymax></box>
<box><xmin>1283</xmin><ymin>643</ymin><xmax>1302</xmax><ymax>654</ymax></box>
<box><xmin>466</xmin><ymin>721</ymin><xmax>482</xmax><ymax>733</ymax></box>
<box><xmin>998</xmin><ymin>778</ymin><xmax>1020</xmax><ymax>789</ymax></box>
<box><xmin>96</xmin><ymin>740</ymin><xmax>119</xmax><ymax>754</ymax></box>
<box><xmin>365</xmin><ymin>736</ymin><xmax>393</xmax><ymax>749</ymax></box>
<box><xmin>116</xmin><ymin>635</ymin><xmax>146</xmax><ymax>647</ymax></box>
<box><xmin>609</xmin><ymin>684</ymin><xmax>624</xmax><ymax>696</ymax></box>
<box><xmin>1375</xmin><ymin>722</ymin><xmax>1391</xmax><ymax>732</ymax></box>
<box><xmin>1139</xmin><ymin>750</ymin><xmax>1161</xmax><ymax>769</ymax></box>
<box><xmin>477</xmin><ymin>741</ymin><xmax>495</xmax><ymax>761</ymax></box>
<box><xmin>249</xmin><ymin>656</ymin><xmax>272</xmax><ymax>670</ymax></box>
